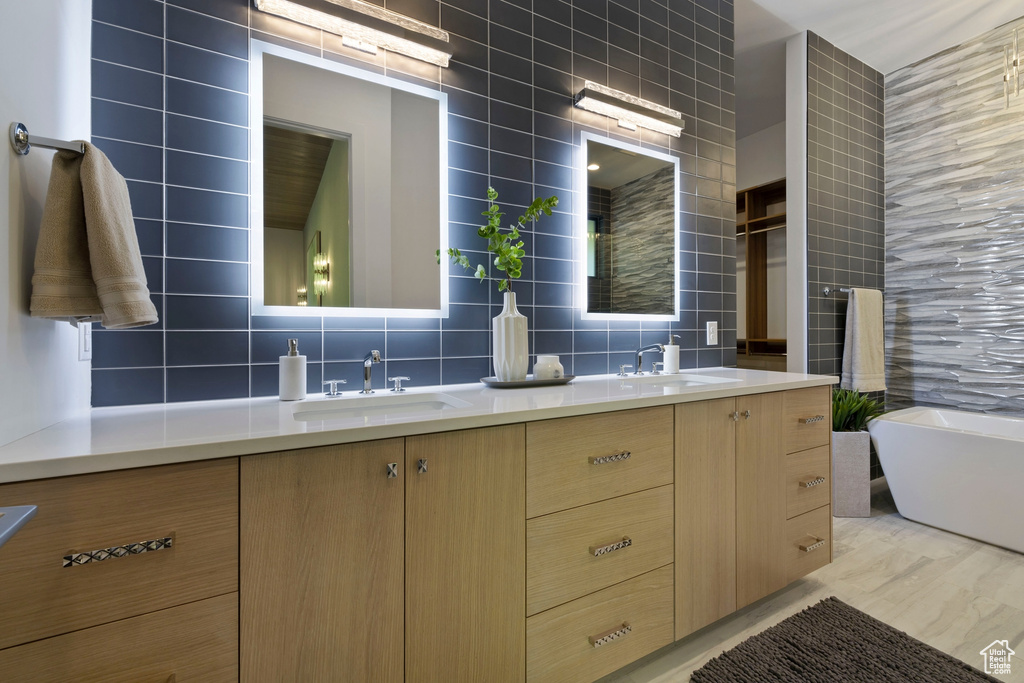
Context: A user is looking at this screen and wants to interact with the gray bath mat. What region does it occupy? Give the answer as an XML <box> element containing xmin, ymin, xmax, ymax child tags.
<box><xmin>691</xmin><ymin>597</ymin><xmax>1001</xmax><ymax>682</ymax></box>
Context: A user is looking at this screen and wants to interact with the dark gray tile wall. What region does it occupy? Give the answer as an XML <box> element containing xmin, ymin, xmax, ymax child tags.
<box><xmin>91</xmin><ymin>0</ymin><xmax>737</xmax><ymax>406</ymax></box>
<box><xmin>806</xmin><ymin>32</ymin><xmax>885</xmax><ymax>378</ymax></box>
<box><xmin>806</xmin><ymin>32</ymin><xmax>885</xmax><ymax>479</ymax></box>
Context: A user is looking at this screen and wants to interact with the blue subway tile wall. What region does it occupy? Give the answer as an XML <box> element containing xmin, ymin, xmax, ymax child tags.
<box><xmin>91</xmin><ymin>0</ymin><xmax>737</xmax><ymax>406</ymax></box>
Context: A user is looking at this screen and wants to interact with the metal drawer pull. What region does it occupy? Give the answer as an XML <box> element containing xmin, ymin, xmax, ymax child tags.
<box><xmin>798</xmin><ymin>536</ymin><xmax>826</xmax><ymax>553</ymax></box>
<box><xmin>800</xmin><ymin>476</ymin><xmax>827</xmax><ymax>488</ymax></box>
<box><xmin>729</xmin><ymin>411</ymin><xmax>740</xmax><ymax>421</ymax></box>
<box><xmin>418</xmin><ymin>458</ymin><xmax>427</xmax><ymax>474</ymax></box>
<box><xmin>799</xmin><ymin>415</ymin><xmax>825</xmax><ymax>424</ymax></box>
<box><xmin>386</xmin><ymin>462</ymin><xmax>398</xmax><ymax>478</ymax></box>
<box><xmin>590</xmin><ymin>536</ymin><xmax>632</xmax><ymax>557</ymax></box>
<box><xmin>589</xmin><ymin>622</ymin><xmax>632</xmax><ymax>648</ymax></box>
<box><xmin>63</xmin><ymin>535</ymin><xmax>174</xmax><ymax>568</ymax></box>
<box><xmin>589</xmin><ymin>451</ymin><xmax>631</xmax><ymax>465</ymax></box>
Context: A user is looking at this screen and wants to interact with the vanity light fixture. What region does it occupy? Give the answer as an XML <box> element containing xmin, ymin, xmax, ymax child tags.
<box><xmin>253</xmin><ymin>0</ymin><xmax>452</xmax><ymax>67</ymax></box>
<box><xmin>573</xmin><ymin>81</ymin><xmax>684</xmax><ymax>138</ymax></box>
<box><xmin>297</xmin><ymin>286</ymin><xmax>308</xmax><ymax>306</ymax></box>
<box><xmin>313</xmin><ymin>252</ymin><xmax>330</xmax><ymax>298</ymax></box>
<box><xmin>1004</xmin><ymin>27</ymin><xmax>1021</xmax><ymax>108</ymax></box>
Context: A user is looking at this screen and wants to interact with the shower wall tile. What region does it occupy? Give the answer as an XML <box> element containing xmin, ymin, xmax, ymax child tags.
<box><xmin>92</xmin><ymin>0</ymin><xmax>737</xmax><ymax>405</ymax></box>
<box><xmin>806</xmin><ymin>33</ymin><xmax>885</xmax><ymax>378</ymax></box>
<box><xmin>885</xmin><ymin>18</ymin><xmax>1024</xmax><ymax>416</ymax></box>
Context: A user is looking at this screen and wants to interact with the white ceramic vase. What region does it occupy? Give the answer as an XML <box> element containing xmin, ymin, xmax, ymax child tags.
<box><xmin>493</xmin><ymin>291</ymin><xmax>528</xmax><ymax>381</ymax></box>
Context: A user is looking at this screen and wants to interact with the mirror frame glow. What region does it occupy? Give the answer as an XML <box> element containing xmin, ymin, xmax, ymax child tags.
<box><xmin>250</xmin><ymin>40</ymin><xmax>449</xmax><ymax>318</ymax></box>
<box><xmin>577</xmin><ymin>132</ymin><xmax>680</xmax><ymax>321</ymax></box>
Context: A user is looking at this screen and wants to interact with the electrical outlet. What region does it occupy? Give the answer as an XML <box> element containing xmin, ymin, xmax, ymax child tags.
<box><xmin>78</xmin><ymin>322</ymin><xmax>92</xmax><ymax>361</ymax></box>
<box><xmin>706</xmin><ymin>321</ymin><xmax>718</xmax><ymax>346</ymax></box>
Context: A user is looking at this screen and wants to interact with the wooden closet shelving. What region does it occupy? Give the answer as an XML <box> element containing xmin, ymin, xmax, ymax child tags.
<box><xmin>737</xmin><ymin>179</ymin><xmax>786</xmax><ymax>369</ymax></box>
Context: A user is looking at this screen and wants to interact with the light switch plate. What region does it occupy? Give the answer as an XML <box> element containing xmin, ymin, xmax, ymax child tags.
<box><xmin>706</xmin><ymin>321</ymin><xmax>718</xmax><ymax>345</ymax></box>
<box><xmin>78</xmin><ymin>322</ymin><xmax>92</xmax><ymax>361</ymax></box>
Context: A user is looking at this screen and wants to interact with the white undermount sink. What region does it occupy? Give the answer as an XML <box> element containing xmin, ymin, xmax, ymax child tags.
<box><xmin>621</xmin><ymin>373</ymin><xmax>741</xmax><ymax>386</ymax></box>
<box><xmin>292</xmin><ymin>392</ymin><xmax>473</xmax><ymax>421</ymax></box>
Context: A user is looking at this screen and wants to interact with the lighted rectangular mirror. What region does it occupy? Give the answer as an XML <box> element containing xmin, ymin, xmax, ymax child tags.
<box><xmin>251</xmin><ymin>40</ymin><xmax>448</xmax><ymax>317</ymax></box>
<box><xmin>579</xmin><ymin>133</ymin><xmax>679</xmax><ymax>320</ymax></box>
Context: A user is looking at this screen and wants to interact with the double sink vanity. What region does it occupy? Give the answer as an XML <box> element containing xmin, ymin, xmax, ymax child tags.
<box><xmin>0</xmin><ymin>368</ymin><xmax>835</xmax><ymax>682</ymax></box>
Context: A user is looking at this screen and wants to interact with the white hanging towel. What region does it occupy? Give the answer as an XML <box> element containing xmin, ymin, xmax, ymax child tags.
<box><xmin>840</xmin><ymin>288</ymin><xmax>886</xmax><ymax>392</ymax></box>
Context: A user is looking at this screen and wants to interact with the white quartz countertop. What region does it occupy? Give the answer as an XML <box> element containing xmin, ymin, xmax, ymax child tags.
<box><xmin>0</xmin><ymin>368</ymin><xmax>837</xmax><ymax>483</ymax></box>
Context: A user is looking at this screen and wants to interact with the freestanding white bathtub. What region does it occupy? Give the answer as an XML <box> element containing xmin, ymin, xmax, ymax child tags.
<box><xmin>868</xmin><ymin>407</ymin><xmax>1024</xmax><ymax>554</ymax></box>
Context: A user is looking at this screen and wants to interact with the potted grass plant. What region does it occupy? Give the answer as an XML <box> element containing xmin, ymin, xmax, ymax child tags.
<box><xmin>832</xmin><ymin>388</ymin><xmax>884</xmax><ymax>517</ymax></box>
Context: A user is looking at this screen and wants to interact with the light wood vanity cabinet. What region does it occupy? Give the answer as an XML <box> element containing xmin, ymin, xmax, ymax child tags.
<box><xmin>0</xmin><ymin>382</ymin><xmax>832</xmax><ymax>683</ymax></box>
<box><xmin>0</xmin><ymin>458</ymin><xmax>239</xmax><ymax>682</ymax></box>
<box><xmin>241</xmin><ymin>439</ymin><xmax>405</xmax><ymax>682</ymax></box>
<box><xmin>241</xmin><ymin>425</ymin><xmax>525</xmax><ymax>683</ymax></box>
<box><xmin>676</xmin><ymin>387</ymin><xmax>833</xmax><ymax>638</ymax></box>
<box><xmin>525</xmin><ymin>407</ymin><xmax>676</xmax><ymax>683</ymax></box>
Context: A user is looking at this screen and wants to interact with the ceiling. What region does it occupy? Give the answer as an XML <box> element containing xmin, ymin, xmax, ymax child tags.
<box><xmin>735</xmin><ymin>0</ymin><xmax>1024</xmax><ymax>139</ymax></box>
<box><xmin>587</xmin><ymin>142</ymin><xmax>672</xmax><ymax>190</ymax></box>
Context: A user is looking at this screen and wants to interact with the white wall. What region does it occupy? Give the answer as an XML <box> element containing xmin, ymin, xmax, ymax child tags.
<box><xmin>390</xmin><ymin>90</ymin><xmax>440</xmax><ymax>310</ymax></box>
<box><xmin>0</xmin><ymin>0</ymin><xmax>92</xmax><ymax>446</ymax></box>
<box><xmin>785</xmin><ymin>32</ymin><xmax>809</xmax><ymax>373</ymax></box>
<box><xmin>264</xmin><ymin>228</ymin><xmax>304</xmax><ymax>307</ymax></box>
<box><xmin>736</xmin><ymin>121</ymin><xmax>786</xmax><ymax>191</ymax></box>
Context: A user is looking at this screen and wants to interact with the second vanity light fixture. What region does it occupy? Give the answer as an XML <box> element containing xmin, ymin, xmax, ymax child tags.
<box><xmin>573</xmin><ymin>81</ymin><xmax>684</xmax><ymax>137</ymax></box>
<box><xmin>253</xmin><ymin>0</ymin><xmax>452</xmax><ymax>67</ymax></box>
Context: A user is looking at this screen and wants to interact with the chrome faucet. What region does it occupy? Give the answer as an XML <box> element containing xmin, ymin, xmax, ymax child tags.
<box><xmin>634</xmin><ymin>343</ymin><xmax>664</xmax><ymax>375</ymax></box>
<box><xmin>362</xmin><ymin>349</ymin><xmax>381</xmax><ymax>394</ymax></box>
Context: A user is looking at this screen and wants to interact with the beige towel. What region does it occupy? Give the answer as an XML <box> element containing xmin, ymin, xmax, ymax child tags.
<box><xmin>840</xmin><ymin>288</ymin><xmax>886</xmax><ymax>392</ymax></box>
<box><xmin>30</xmin><ymin>143</ymin><xmax>158</xmax><ymax>329</ymax></box>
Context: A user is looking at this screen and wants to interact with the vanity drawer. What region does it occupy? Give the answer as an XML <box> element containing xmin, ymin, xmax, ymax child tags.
<box><xmin>527</xmin><ymin>485</ymin><xmax>673</xmax><ymax>616</ymax></box>
<box><xmin>527</xmin><ymin>406</ymin><xmax>674</xmax><ymax>518</ymax></box>
<box><xmin>786</xmin><ymin>445</ymin><xmax>831</xmax><ymax>519</ymax></box>
<box><xmin>784</xmin><ymin>505</ymin><xmax>832</xmax><ymax>583</ymax></box>
<box><xmin>526</xmin><ymin>565</ymin><xmax>674</xmax><ymax>683</ymax></box>
<box><xmin>784</xmin><ymin>387</ymin><xmax>831</xmax><ymax>453</ymax></box>
<box><xmin>0</xmin><ymin>592</ymin><xmax>237</xmax><ymax>682</ymax></box>
<box><xmin>0</xmin><ymin>458</ymin><xmax>238</xmax><ymax>650</ymax></box>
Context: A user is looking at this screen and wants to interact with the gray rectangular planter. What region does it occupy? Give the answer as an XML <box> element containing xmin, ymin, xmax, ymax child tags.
<box><xmin>832</xmin><ymin>430</ymin><xmax>871</xmax><ymax>517</ymax></box>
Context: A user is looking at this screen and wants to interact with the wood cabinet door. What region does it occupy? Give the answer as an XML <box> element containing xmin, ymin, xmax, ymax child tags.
<box><xmin>675</xmin><ymin>398</ymin><xmax>736</xmax><ymax>638</ymax></box>
<box><xmin>240</xmin><ymin>440</ymin><xmax>405</xmax><ymax>683</ymax></box>
<box><xmin>406</xmin><ymin>425</ymin><xmax>526</xmax><ymax>683</ymax></box>
<box><xmin>735</xmin><ymin>392</ymin><xmax>786</xmax><ymax>608</ymax></box>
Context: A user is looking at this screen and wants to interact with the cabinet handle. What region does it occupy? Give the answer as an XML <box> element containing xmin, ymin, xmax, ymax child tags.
<box><xmin>589</xmin><ymin>536</ymin><xmax>632</xmax><ymax>557</ymax></box>
<box><xmin>63</xmin><ymin>535</ymin><xmax>174</xmax><ymax>568</ymax></box>
<box><xmin>729</xmin><ymin>411</ymin><xmax>740</xmax><ymax>421</ymax></box>
<box><xmin>799</xmin><ymin>476</ymin><xmax>827</xmax><ymax>488</ymax></box>
<box><xmin>799</xmin><ymin>415</ymin><xmax>825</xmax><ymax>424</ymax></box>
<box><xmin>589</xmin><ymin>622</ymin><xmax>632</xmax><ymax>648</ymax></box>
<box><xmin>743</xmin><ymin>410</ymin><xmax>751</xmax><ymax>419</ymax></box>
<box><xmin>589</xmin><ymin>451</ymin><xmax>631</xmax><ymax>465</ymax></box>
<box><xmin>417</xmin><ymin>459</ymin><xmax>427</xmax><ymax>474</ymax></box>
<box><xmin>386</xmin><ymin>463</ymin><xmax>398</xmax><ymax>479</ymax></box>
<box><xmin>798</xmin><ymin>536</ymin><xmax>826</xmax><ymax>553</ymax></box>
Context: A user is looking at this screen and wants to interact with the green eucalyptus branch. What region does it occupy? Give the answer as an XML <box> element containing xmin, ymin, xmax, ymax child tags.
<box><xmin>436</xmin><ymin>186</ymin><xmax>559</xmax><ymax>294</ymax></box>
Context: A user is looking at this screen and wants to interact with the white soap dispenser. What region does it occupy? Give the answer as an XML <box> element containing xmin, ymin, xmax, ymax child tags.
<box><xmin>279</xmin><ymin>338</ymin><xmax>307</xmax><ymax>401</ymax></box>
<box><xmin>663</xmin><ymin>333</ymin><xmax>681</xmax><ymax>374</ymax></box>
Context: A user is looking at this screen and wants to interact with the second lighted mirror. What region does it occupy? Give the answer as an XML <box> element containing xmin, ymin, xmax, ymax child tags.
<box><xmin>580</xmin><ymin>134</ymin><xmax>679</xmax><ymax>319</ymax></box>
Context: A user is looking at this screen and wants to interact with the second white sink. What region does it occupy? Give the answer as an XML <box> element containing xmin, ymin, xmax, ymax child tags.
<box><xmin>293</xmin><ymin>392</ymin><xmax>472</xmax><ymax>422</ymax></box>
<box><xmin>621</xmin><ymin>373</ymin><xmax>741</xmax><ymax>386</ymax></box>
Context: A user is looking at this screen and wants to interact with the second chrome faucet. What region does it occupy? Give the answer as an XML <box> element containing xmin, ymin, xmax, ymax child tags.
<box><xmin>362</xmin><ymin>349</ymin><xmax>381</xmax><ymax>394</ymax></box>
